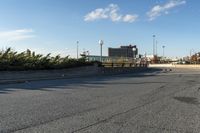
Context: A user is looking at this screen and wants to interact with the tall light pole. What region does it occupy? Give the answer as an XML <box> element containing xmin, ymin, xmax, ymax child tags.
<box><xmin>190</xmin><ymin>49</ymin><xmax>195</xmax><ymax>64</ymax></box>
<box><xmin>190</xmin><ymin>49</ymin><xmax>195</xmax><ymax>57</ymax></box>
<box><xmin>132</xmin><ymin>47</ymin><xmax>137</xmax><ymax>59</ymax></box>
<box><xmin>144</xmin><ymin>52</ymin><xmax>147</xmax><ymax>66</ymax></box>
<box><xmin>197</xmin><ymin>53</ymin><xmax>200</xmax><ymax>64</ymax></box>
<box><xmin>162</xmin><ymin>45</ymin><xmax>165</xmax><ymax>58</ymax></box>
<box><xmin>153</xmin><ymin>35</ymin><xmax>156</xmax><ymax>56</ymax></box>
<box><xmin>76</xmin><ymin>41</ymin><xmax>79</xmax><ymax>59</ymax></box>
<box><xmin>99</xmin><ymin>40</ymin><xmax>104</xmax><ymax>62</ymax></box>
<box><xmin>156</xmin><ymin>40</ymin><xmax>158</xmax><ymax>56</ymax></box>
<box><xmin>132</xmin><ymin>47</ymin><xmax>137</xmax><ymax>65</ymax></box>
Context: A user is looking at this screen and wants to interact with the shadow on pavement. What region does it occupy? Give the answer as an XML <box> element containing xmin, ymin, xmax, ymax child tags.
<box><xmin>0</xmin><ymin>68</ymin><xmax>163</xmax><ymax>94</ymax></box>
<box><xmin>174</xmin><ymin>97</ymin><xmax>199</xmax><ymax>105</ymax></box>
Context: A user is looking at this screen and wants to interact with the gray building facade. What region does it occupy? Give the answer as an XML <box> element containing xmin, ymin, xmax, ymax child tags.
<box><xmin>108</xmin><ymin>45</ymin><xmax>138</xmax><ymax>58</ymax></box>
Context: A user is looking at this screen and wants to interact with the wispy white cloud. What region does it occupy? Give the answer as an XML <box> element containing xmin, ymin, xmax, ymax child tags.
<box><xmin>109</xmin><ymin>4</ymin><xmax>122</xmax><ymax>22</ymax></box>
<box><xmin>84</xmin><ymin>4</ymin><xmax>138</xmax><ymax>23</ymax></box>
<box><xmin>84</xmin><ymin>8</ymin><xmax>109</xmax><ymax>21</ymax></box>
<box><xmin>147</xmin><ymin>0</ymin><xmax>186</xmax><ymax>21</ymax></box>
<box><xmin>0</xmin><ymin>29</ymin><xmax>35</xmax><ymax>41</ymax></box>
<box><xmin>123</xmin><ymin>14</ymin><xmax>139</xmax><ymax>23</ymax></box>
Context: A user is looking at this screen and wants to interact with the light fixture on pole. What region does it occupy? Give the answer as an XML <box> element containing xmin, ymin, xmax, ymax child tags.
<box><xmin>132</xmin><ymin>47</ymin><xmax>137</xmax><ymax>59</ymax></box>
<box><xmin>197</xmin><ymin>53</ymin><xmax>200</xmax><ymax>64</ymax></box>
<box><xmin>86</xmin><ymin>51</ymin><xmax>89</xmax><ymax>56</ymax></box>
<box><xmin>190</xmin><ymin>49</ymin><xmax>195</xmax><ymax>57</ymax></box>
<box><xmin>76</xmin><ymin>41</ymin><xmax>79</xmax><ymax>59</ymax></box>
<box><xmin>152</xmin><ymin>35</ymin><xmax>156</xmax><ymax>56</ymax></box>
<box><xmin>162</xmin><ymin>45</ymin><xmax>165</xmax><ymax>58</ymax></box>
<box><xmin>144</xmin><ymin>52</ymin><xmax>147</xmax><ymax>65</ymax></box>
<box><xmin>132</xmin><ymin>47</ymin><xmax>137</xmax><ymax>66</ymax></box>
<box><xmin>99</xmin><ymin>40</ymin><xmax>104</xmax><ymax>62</ymax></box>
<box><xmin>190</xmin><ymin>49</ymin><xmax>195</xmax><ymax>64</ymax></box>
<box><xmin>144</xmin><ymin>52</ymin><xmax>147</xmax><ymax>58</ymax></box>
<box><xmin>156</xmin><ymin>40</ymin><xmax>158</xmax><ymax>56</ymax></box>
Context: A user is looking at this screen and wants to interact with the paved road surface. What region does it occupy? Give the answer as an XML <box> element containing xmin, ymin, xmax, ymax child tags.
<box><xmin>1</xmin><ymin>68</ymin><xmax>200</xmax><ymax>133</ymax></box>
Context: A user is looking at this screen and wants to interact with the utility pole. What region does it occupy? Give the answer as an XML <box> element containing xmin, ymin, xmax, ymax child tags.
<box><xmin>76</xmin><ymin>41</ymin><xmax>79</xmax><ymax>59</ymax></box>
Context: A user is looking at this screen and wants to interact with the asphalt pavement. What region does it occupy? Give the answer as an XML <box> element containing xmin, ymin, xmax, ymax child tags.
<box><xmin>1</xmin><ymin>68</ymin><xmax>200</xmax><ymax>133</ymax></box>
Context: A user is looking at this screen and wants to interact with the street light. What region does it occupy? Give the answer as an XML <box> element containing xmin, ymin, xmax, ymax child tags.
<box><xmin>86</xmin><ymin>50</ymin><xmax>89</xmax><ymax>56</ymax></box>
<box><xmin>190</xmin><ymin>49</ymin><xmax>195</xmax><ymax>64</ymax></box>
<box><xmin>99</xmin><ymin>40</ymin><xmax>104</xmax><ymax>62</ymax></box>
<box><xmin>162</xmin><ymin>45</ymin><xmax>166</xmax><ymax>58</ymax></box>
<box><xmin>156</xmin><ymin>40</ymin><xmax>158</xmax><ymax>56</ymax></box>
<box><xmin>132</xmin><ymin>47</ymin><xmax>137</xmax><ymax>66</ymax></box>
<box><xmin>132</xmin><ymin>47</ymin><xmax>137</xmax><ymax>59</ymax></box>
<box><xmin>152</xmin><ymin>35</ymin><xmax>156</xmax><ymax>56</ymax></box>
<box><xmin>197</xmin><ymin>53</ymin><xmax>200</xmax><ymax>64</ymax></box>
<box><xmin>144</xmin><ymin>52</ymin><xmax>147</xmax><ymax>66</ymax></box>
<box><xmin>190</xmin><ymin>49</ymin><xmax>195</xmax><ymax>57</ymax></box>
<box><xmin>76</xmin><ymin>41</ymin><xmax>79</xmax><ymax>59</ymax></box>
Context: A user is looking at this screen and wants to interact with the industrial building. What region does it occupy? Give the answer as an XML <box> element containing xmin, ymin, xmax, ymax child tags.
<box><xmin>82</xmin><ymin>45</ymin><xmax>139</xmax><ymax>62</ymax></box>
<box><xmin>108</xmin><ymin>45</ymin><xmax>138</xmax><ymax>58</ymax></box>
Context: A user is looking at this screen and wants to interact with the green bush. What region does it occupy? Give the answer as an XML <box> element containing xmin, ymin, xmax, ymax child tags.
<box><xmin>0</xmin><ymin>48</ymin><xmax>93</xmax><ymax>71</ymax></box>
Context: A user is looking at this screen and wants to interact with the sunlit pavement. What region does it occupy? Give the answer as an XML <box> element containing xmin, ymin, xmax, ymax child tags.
<box><xmin>1</xmin><ymin>68</ymin><xmax>200</xmax><ymax>133</ymax></box>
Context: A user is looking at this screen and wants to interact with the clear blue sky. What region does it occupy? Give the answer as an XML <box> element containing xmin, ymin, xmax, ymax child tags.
<box><xmin>0</xmin><ymin>0</ymin><xmax>199</xmax><ymax>57</ymax></box>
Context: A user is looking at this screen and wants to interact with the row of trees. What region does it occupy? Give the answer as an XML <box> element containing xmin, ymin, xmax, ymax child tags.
<box><xmin>0</xmin><ymin>48</ymin><xmax>93</xmax><ymax>71</ymax></box>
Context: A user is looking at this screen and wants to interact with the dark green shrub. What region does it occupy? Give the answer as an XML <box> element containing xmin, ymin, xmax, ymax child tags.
<box><xmin>0</xmin><ymin>48</ymin><xmax>93</xmax><ymax>71</ymax></box>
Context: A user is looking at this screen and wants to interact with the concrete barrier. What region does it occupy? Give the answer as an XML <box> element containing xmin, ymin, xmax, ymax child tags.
<box><xmin>149</xmin><ymin>64</ymin><xmax>200</xmax><ymax>69</ymax></box>
<box><xmin>0</xmin><ymin>66</ymin><xmax>98</xmax><ymax>84</ymax></box>
<box><xmin>174</xmin><ymin>64</ymin><xmax>200</xmax><ymax>69</ymax></box>
<box><xmin>149</xmin><ymin>64</ymin><xmax>174</xmax><ymax>68</ymax></box>
<box><xmin>98</xmin><ymin>67</ymin><xmax>148</xmax><ymax>75</ymax></box>
<box><xmin>0</xmin><ymin>65</ymin><xmax>148</xmax><ymax>84</ymax></box>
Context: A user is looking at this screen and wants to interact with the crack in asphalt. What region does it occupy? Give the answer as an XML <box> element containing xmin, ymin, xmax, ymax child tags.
<box><xmin>2</xmin><ymin>75</ymin><xmax>196</xmax><ymax>133</ymax></box>
<box><xmin>1</xmin><ymin>107</ymin><xmax>98</xmax><ymax>133</ymax></box>
<box><xmin>2</xmin><ymin>103</ymin><xmax>113</xmax><ymax>133</ymax></box>
<box><xmin>115</xmin><ymin>90</ymin><xmax>170</xmax><ymax>133</ymax></box>
<box><xmin>71</xmin><ymin>85</ymin><xmax>188</xmax><ymax>133</ymax></box>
